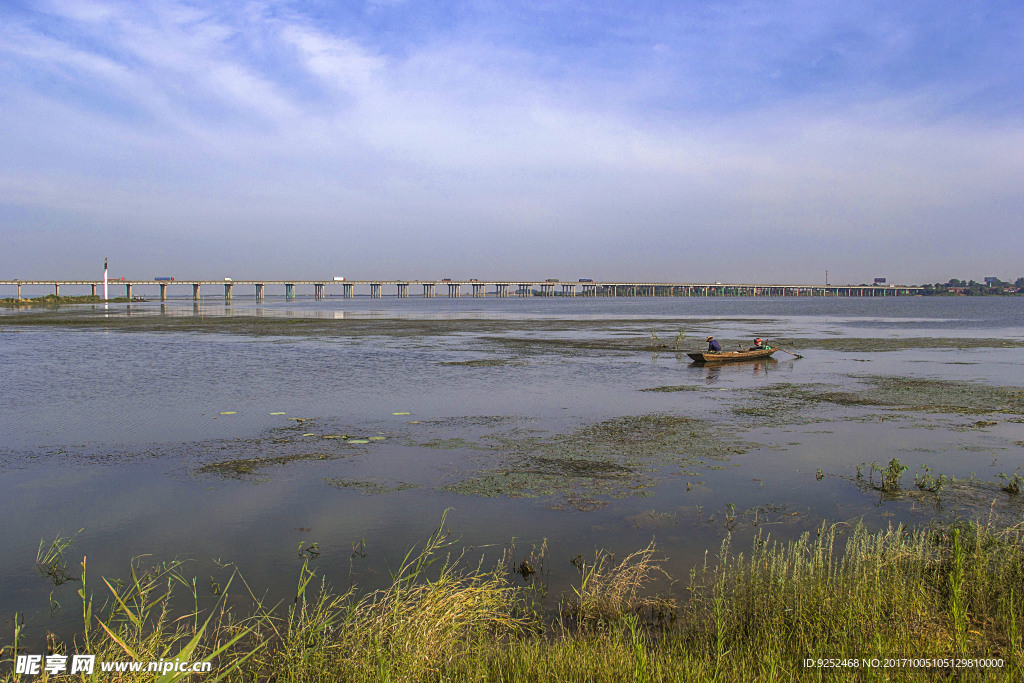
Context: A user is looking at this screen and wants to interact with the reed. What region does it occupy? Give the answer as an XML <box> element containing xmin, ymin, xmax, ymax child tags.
<box><xmin>3</xmin><ymin>516</ymin><xmax>1023</xmax><ymax>681</ymax></box>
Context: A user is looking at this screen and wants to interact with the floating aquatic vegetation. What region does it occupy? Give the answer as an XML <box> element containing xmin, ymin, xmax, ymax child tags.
<box><xmin>753</xmin><ymin>376</ymin><xmax>1024</xmax><ymax>416</ymax></box>
<box><xmin>393</xmin><ymin>412</ymin><xmax>411</xmax><ymax>416</ymax></box>
<box><xmin>439</xmin><ymin>359</ymin><xmax>512</xmax><ymax>367</ymax></box>
<box><xmin>639</xmin><ymin>385</ymin><xmax>704</xmax><ymax>393</ymax></box>
<box><xmin>768</xmin><ymin>337</ymin><xmax>1024</xmax><ymax>352</ymax></box>
<box><xmin>220</xmin><ymin>411</ymin><xmax>238</xmax><ymax>415</ymax></box>
<box><xmin>418</xmin><ymin>437</ymin><xmax>477</xmax><ymax>450</ymax></box>
<box><xmin>270</xmin><ymin>412</ymin><xmax>286</xmax><ymax>415</ymax></box>
<box><xmin>198</xmin><ymin>452</ymin><xmax>335</xmax><ymax>477</ymax></box>
<box><xmin>443</xmin><ymin>413</ymin><xmax>747</xmax><ymax>506</ymax></box>
<box><xmin>323</xmin><ymin>478</ymin><xmax>418</xmax><ymax>495</ymax></box>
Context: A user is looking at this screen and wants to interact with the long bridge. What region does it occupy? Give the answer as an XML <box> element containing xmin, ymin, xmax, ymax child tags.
<box><xmin>2</xmin><ymin>279</ymin><xmax>925</xmax><ymax>300</ymax></box>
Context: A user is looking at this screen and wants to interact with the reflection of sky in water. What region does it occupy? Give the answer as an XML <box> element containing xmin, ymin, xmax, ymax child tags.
<box><xmin>2</xmin><ymin>297</ymin><xmax>1024</xmax><ymax>647</ymax></box>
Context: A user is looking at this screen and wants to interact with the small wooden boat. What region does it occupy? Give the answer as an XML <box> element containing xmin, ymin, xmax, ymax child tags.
<box><xmin>687</xmin><ymin>348</ymin><xmax>777</xmax><ymax>364</ymax></box>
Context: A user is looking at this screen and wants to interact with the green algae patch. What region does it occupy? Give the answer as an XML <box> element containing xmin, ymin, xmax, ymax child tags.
<box><xmin>418</xmin><ymin>437</ymin><xmax>477</xmax><ymax>450</ymax></box>
<box><xmin>198</xmin><ymin>452</ymin><xmax>336</xmax><ymax>478</ymax></box>
<box><xmin>754</xmin><ymin>376</ymin><xmax>1024</xmax><ymax>416</ymax></box>
<box><xmin>439</xmin><ymin>359</ymin><xmax>515</xmax><ymax>367</ymax></box>
<box><xmin>640</xmin><ymin>385</ymin><xmax>705</xmax><ymax>393</ymax></box>
<box><xmin>443</xmin><ymin>413</ymin><xmax>747</xmax><ymax>505</ymax></box>
<box><xmin>769</xmin><ymin>337</ymin><xmax>1024</xmax><ymax>352</ymax></box>
<box><xmin>323</xmin><ymin>478</ymin><xmax>418</xmax><ymax>495</ymax></box>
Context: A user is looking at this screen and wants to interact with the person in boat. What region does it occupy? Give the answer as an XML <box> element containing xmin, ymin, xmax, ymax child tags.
<box><xmin>749</xmin><ymin>337</ymin><xmax>764</xmax><ymax>350</ymax></box>
<box><xmin>706</xmin><ymin>336</ymin><xmax>722</xmax><ymax>353</ymax></box>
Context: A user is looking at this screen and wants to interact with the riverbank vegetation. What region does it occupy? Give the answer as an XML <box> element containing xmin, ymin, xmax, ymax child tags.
<box><xmin>3</xmin><ymin>514</ymin><xmax>1022</xmax><ymax>682</ymax></box>
<box><xmin>0</xmin><ymin>295</ymin><xmax>136</xmax><ymax>307</ymax></box>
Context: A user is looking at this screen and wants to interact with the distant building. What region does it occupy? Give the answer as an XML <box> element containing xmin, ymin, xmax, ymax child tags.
<box><xmin>984</xmin><ymin>277</ymin><xmax>999</xmax><ymax>285</ymax></box>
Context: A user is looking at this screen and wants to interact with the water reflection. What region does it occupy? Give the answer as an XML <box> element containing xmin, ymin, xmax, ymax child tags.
<box><xmin>698</xmin><ymin>358</ymin><xmax>778</xmax><ymax>384</ymax></box>
<box><xmin>2</xmin><ymin>297</ymin><xmax>1023</xmax><ymax>651</ymax></box>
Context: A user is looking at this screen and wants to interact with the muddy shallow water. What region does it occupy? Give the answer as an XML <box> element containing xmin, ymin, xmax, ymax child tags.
<box><xmin>2</xmin><ymin>295</ymin><xmax>1023</xmax><ymax>646</ymax></box>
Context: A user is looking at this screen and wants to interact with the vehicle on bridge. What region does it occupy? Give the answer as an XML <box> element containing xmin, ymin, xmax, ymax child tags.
<box><xmin>579</xmin><ymin>278</ymin><xmax>593</xmax><ymax>282</ymax></box>
<box><xmin>545</xmin><ymin>278</ymin><xmax>559</xmax><ymax>282</ymax></box>
<box><xmin>154</xmin><ymin>277</ymin><xmax>174</xmax><ymax>281</ymax></box>
<box><xmin>333</xmin><ymin>276</ymin><xmax>346</xmax><ymax>281</ymax></box>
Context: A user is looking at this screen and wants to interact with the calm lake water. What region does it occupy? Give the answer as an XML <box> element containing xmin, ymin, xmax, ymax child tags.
<box><xmin>2</xmin><ymin>295</ymin><xmax>1023</xmax><ymax>646</ymax></box>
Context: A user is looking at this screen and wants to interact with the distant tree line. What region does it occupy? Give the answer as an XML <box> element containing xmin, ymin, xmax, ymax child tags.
<box><xmin>920</xmin><ymin>277</ymin><xmax>1024</xmax><ymax>295</ymax></box>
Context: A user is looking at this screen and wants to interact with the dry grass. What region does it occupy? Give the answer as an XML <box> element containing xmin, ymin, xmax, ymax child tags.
<box><xmin>3</xmin><ymin>516</ymin><xmax>1024</xmax><ymax>682</ymax></box>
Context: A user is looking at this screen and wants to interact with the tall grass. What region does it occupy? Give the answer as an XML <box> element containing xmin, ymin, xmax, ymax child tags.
<box><xmin>3</xmin><ymin>516</ymin><xmax>1023</xmax><ymax>681</ymax></box>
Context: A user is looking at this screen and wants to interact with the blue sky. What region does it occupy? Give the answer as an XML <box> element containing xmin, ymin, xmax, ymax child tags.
<box><xmin>1</xmin><ymin>0</ymin><xmax>1022</xmax><ymax>283</ymax></box>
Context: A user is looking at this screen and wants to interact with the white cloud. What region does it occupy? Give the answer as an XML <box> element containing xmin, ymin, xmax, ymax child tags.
<box><xmin>1</xmin><ymin>0</ymin><xmax>1022</xmax><ymax>281</ymax></box>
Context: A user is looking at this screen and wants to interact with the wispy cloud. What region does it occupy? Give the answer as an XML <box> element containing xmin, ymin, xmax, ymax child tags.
<box><xmin>1</xmin><ymin>0</ymin><xmax>1022</xmax><ymax>281</ymax></box>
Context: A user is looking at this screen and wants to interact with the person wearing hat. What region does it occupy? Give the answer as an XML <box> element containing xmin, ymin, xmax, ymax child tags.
<box><xmin>706</xmin><ymin>336</ymin><xmax>722</xmax><ymax>353</ymax></box>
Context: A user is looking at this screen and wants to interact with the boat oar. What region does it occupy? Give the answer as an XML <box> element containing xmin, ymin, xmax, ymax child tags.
<box><xmin>774</xmin><ymin>346</ymin><xmax>803</xmax><ymax>359</ymax></box>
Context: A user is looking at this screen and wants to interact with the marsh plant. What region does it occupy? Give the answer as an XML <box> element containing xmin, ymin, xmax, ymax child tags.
<box><xmin>915</xmin><ymin>465</ymin><xmax>949</xmax><ymax>493</ymax></box>
<box><xmin>999</xmin><ymin>468</ymin><xmax>1023</xmax><ymax>495</ymax></box>
<box><xmin>864</xmin><ymin>458</ymin><xmax>909</xmax><ymax>493</ymax></box>
<box><xmin>35</xmin><ymin>530</ymin><xmax>82</xmax><ymax>587</ymax></box>
<box><xmin>4</xmin><ymin>517</ymin><xmax>1024</xmax><ymax>681</ymax></box>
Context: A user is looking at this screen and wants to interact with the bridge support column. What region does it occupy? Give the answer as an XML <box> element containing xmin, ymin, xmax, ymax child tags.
<box><xmin>193</xmin><ymin>284</ymin><xmax>201</xmax><ymax>300</ymax></box>
<box><xmin>314</xmin><ymin>283</ymin><xmax>325</xmax><ymax>299</ymax></box>
<box><xmin>371</xmin><ymin>283</ymin><xmax>382</xmax><ymax>298</ymax></box>
<box><xmin>54</xmin><ymin>284</ymin><xmax>59</xmax><ymax>296</ymax></box>
<box><xmin>397</xmin><ymin>283</ymin><xmax>409</xmax><ymax>298</ymax></box>
<box><xmin>160</xmin><ymin>283</ymin><xmax>168</xmax><ymax>301</ymax></box>
<box><xmin>125</xmin><ymin>284</ymin><xmax>132</xmax><ymax>299</ymax></box>
<box><xmin>285</xmin><ymin>284</ymin><xmax>295</xmax><ymax>299</ymax></box>
<box><xmin>18</xmin><ymin>283</ymin><xmax>22</xmax><ymax>299</ymax></box>
<box><xmin>562</xmin><ymin>284</ymin><xmax>575</xmax><ymax>296</ymax></box>
<box><xmin>472</xmin><ymin>283</ymin><xmax>485</xmax><ymax>297</ymax></box>
<box><xmin>91</xmin><ymin>284</ymin><xmax>97</xmax><ymax>296</ymax></box>
<box><xmin>343</xmin><ymin>283</ymin><xmax>354</xmax><ymax>299</ymax></box>
<box><xmin>423</xmin><ymin>283</ymin><xmax>436</xmax><ymax>297</ymax></box>
<box><xmin>255</xmin><ymin>283</ymin><xmax>264</xmax><ymax>300</ymax></box>
<box><xmin>447</xmin><ymin>283</ymin><xmax>461</xmax><ymax>297</ymax></box>
<box><xmin>225</xmin><ymin>283</ymin><xmax>233</xmax><ymax>300</ymax></box>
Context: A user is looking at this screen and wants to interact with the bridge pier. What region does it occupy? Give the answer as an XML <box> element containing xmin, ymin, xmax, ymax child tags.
<box><xmin>472</xmin><ymin>283</ymin><xmax>485</xmax><ymax>297</ymax></box>
<box><xmin>314</xmin><ymin>283</ymin><xmax>325</xmax><ymax>300</ymax></box>
<box><xmin>343</xmin><ymin>283</ymin><xmax>354</xmax><ymax>299</ymax></box>
<box><xmin>447</xmin><ymin>283</ymin><xmax>461</xmax><ymax>297</ymax></box>
<box><xmin>17</xmin><ymin>283</ymin><xmax>21</xmax><ymax>299</ymax></box>
<box><xmin>285</xmin><ymin>283</ymin><xmax>295</xmax><ymax>299</ymax></box>
<box><xmin>125</xmin><ymin>283</ymin><xmax>132</xmax><ymax>299</ymax></box>
<box><xmin>54</xmin><ymin>283</ymin><xmax>59</xmax><ymax>296</ymax></box>
<box><xmin>397</xmin><ymin>283</ymin><xmax>409</xmax><ymax>298</ymax></box>
<box><xmin>193</xmin><ymin>284</ymin><xmax>201</xmax><ymax>300</ymax></box>
<box><xmin>561</xmin><ymin>284</ymin><xmax>575</xmax><ymax>296</ymax></box>
<box><xmin>160</xmin><ymin>283</ymin><xmax>168</xmax><ymax>301</ymax></box>
<box><xmin>225</xmin><ymin>283</ymin><xmax>233</xmax><ymax>300</ymax></box>
<box><xmin>423</xmin><ymin>283</ymin><xmax>436</xmax><ymax>297</ymax></box>
<box><xmin>255</xmin><ymin>283</ymin><xmax>264</xmax><ymax>300</ymax></box>
<box><xmin>517</xmin><ymin>284</ymin><xmax>532</xmax><ymax>297</ymax></box>
<box><xmin>371</xmin><ymin>283</ymin><xmax>382</xmax><ymax>298</ymax></box>
<box><xmin>91</xmin><ymin>284</ymin><xmax>96</xmax><ymax>296</ymax></box>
